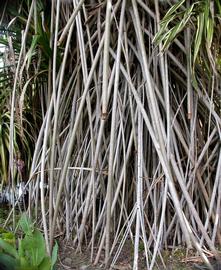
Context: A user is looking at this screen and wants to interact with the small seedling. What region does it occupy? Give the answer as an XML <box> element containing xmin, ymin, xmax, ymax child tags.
<box><xmin>0</xmin><ymin>214</ymin><xmax>58</xmax><ymax>270</ymax></box>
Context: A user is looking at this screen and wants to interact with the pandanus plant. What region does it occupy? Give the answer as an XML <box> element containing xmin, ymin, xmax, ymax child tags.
<box><xmin>0</xmin><ymin>0</ymin><xmax>221</xmax><ymax>269</ymax></box>
<box><xmin>0</xmin><ymin>1</ymin><xmax>46</xmax><ymax>185</ymax></box>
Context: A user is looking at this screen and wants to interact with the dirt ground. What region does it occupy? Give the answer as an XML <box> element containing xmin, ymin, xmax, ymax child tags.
<box><xmin>56</xmin><ymin>240</ymin><xmax>218</xmax><ymax>270</ymax></box>
<box><xmin>56</xmin><ymin>243</ymin><xmax>105</xmax><ymax>270</ymax></box>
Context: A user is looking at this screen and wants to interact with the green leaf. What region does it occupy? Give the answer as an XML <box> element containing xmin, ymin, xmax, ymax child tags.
<box><xmin>153</xmin><ymin>3</ymin><xmax>186</xmax><ymax>45</ymax></box>
<box><xmin>18</xmin><ymin>238</ymin><xmax>25</xmax><ymax>259</ymax></box>
<box><xmin>38</xmin><ymin>257</ymin><xmax>52</xmax><ymax>270</ymax></box>
<box><xmin>215</xmin><ymin>0</ymin><xmax>221</xmax><ymax>16</ymax></box>
<box><xmin>18</xmin><ymin>256</ymin><xmax>31</xmax><ymax>270</ymax></box>
<box><xmin>162</xmin><ymin>0</ymin><xmax>186</xmax><ymax>21</ymax></box>
<box><xmin>0</xmin><ymin>38</ymin><xmax>9</xmax><ymax>47</ymax></box>
<box><xmin>26</xmin><ymin>35</ymin><xmax>40</xmax><ymax>69</ymax></box>
<box><xmin>0</xmin><ymin>239</ymin><xmax>18</xmax><ymax>259</ymax></box>
<box><xmin>153</xmin><ymin>13</ymin><xmax>177</xmax><ymax>44</ymax></box>
<box><xmin>0</xmin><ymin>253</ymin><xmax>18</xmax><ymax>270</ymax></box>
<box><xmin>1</xmin><ymin>232</ymin><xmax>16</xmax><ymax>246</ymax></box>
<box><xmin>21</xmin><ymin>230</ymin><xmax>46</xmax><ymax>267</ymax></box>
<box><xmin>206</xmin><ymin>17</ymin><xmax>214</xmax><ymax>49</ymax></box>
<box><xmin>19</xmin><ymin>214</ymin><xmax>34</xmax><ymax>234</ymax></box>
<box><xmin>0</xmin><ymin>228</ymin><xmax>7</xmax><ymax>234</ymax></box>
<box><xmin>154</xmin><ymin>2</ymin><xmax>195</xmax><ymax>51</ymax></box>
<box><xmin>51</xmin><ymin>242</ymin><xmax>58</xmax><ymax>269</ymax></box>
<box><xmin>193</xmin><ymin>12</ymin><xmax>204</xmax><ymax>65</ymax></box>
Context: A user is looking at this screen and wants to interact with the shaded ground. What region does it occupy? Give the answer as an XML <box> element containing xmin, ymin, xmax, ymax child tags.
<box><xmin>56</xmin><ymin>243</ymin><xmax>105</xmax><ymax>270</ymax></box>
<box><xmin>1</xmin><ymin>207</ymin><xmax>220</xmax><ymax>269</ymax></box>
<box><xmin>56</xmin><ymin>240</ymin><xmax>215</xmax><ymax>270</ymax></box>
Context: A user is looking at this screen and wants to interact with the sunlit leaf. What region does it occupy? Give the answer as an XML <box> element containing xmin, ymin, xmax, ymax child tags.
<box><xmin>21</xmin><ymin>230</ymin><xmax>46</xmax><ymax>267</ymax></box>
<box><xmin>19</xmin><ymin>214</ymin><xmax>34</xmax><ymax>235</ymax></box>
<box><xmin>0</xmin><ymin>239</ymin><xmax>18</xmax><ymax>259</ymax></box>
<box><xmin>206</xmin><ymin>17</ymin><xmax>214</xmax><ymax>49</ymax></box>
<box><xmin>193</xmin><ymin>12</ymin><xmax>204</xmax><ymax>65</ymax></box>
<box><xmin>51</xmin><ymin>242</ymin><xmax>58</xmax><ymax>269</ymax></box>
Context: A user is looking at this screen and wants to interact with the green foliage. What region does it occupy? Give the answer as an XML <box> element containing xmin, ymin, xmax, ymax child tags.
<box><xmin>18</xmin><ymin>213</ymin><xmax>34</xmax><ymax>234</ymax></box>
<box><xmin>0</xmin><ymin>215</ymin><xmax>58</xmax><ymax>270</ymax></box>
<box><xmin>0</xmin><ymin>111</ymin><xmax>34</xmax><ymax>183</ymax></box>
<box><xmin>0</xmin><ymin>0</ymin><xmax>66</xmax><ymax>186</ymax></box>
<box><xmin>0</xmin><ymin>253</ymin><xmax>17</xmax><ymax>270</ymax></box>
<box><xmin>0</xmin><ymin>228</ymin><xmax>15</xmax><ymax>247</ymax></box>
<box><xmin>154</xmin><ymin>0</ymin><xmax>221</xmax><ymax>73</ymax></box>
<box><xmin>0</xmin><ymin>112</ymin><xmax>19</xmax><ymax>182</ymax></box>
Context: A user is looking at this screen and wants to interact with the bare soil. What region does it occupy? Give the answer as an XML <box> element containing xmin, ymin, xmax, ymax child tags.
<box><xmin>56</xmin><ymin>243</ymin><xmax>105</xmax><ymax>270</ymax></box>
<box><xmin>56</xmin><ymin>240</ymin><xmax>214</xmax><ymax>270</ymax></box>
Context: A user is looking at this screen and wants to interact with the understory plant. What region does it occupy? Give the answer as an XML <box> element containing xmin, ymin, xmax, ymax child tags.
<box><xmin>0</xmin><ymin>214</ymin><xmax>58</xmax><ymax>270</ymax></box>
<box><xmin>0</xmin><ymin>0</ymin><xmax>221</xmax><ymax>269</ymax></box>
<box><xmin>154</xmin><ymin>0</ymin><xmax>221</xmax><ymax>76</ymax></box>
